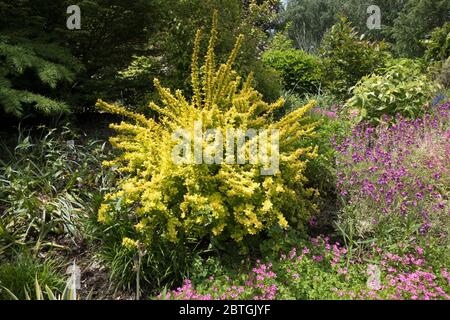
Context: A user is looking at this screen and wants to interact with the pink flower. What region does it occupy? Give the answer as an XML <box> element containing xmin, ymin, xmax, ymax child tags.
<box><xmin>313</xmin><ymin>255</ymin><xmax>324</xmax><ymax>262</ymax></box>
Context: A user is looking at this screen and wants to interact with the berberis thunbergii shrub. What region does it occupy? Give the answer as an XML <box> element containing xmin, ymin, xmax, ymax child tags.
<box><xmin>96</xmin><ymin>15</ymin><xmax>319</xmax><ymax>251</ymax></box>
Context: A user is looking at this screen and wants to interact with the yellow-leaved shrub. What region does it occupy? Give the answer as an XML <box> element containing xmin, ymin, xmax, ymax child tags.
<box><xmin>96</xmin><ymin>15</ymin><xmax>319</xmax><ymax>248</ymax></box>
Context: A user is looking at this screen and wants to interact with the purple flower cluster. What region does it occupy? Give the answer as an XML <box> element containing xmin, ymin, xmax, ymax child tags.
<box><xmin>336</xmin><ymin>102</ymin><xmax>450</xmax><ymax>238</ymax></box>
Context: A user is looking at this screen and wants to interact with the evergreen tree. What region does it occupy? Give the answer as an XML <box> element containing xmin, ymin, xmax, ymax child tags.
<box><xmin>119</xmin><ymin>0</ymin><xmax>283</xmax><ymax>107</ymax></box>
<box><xmin>0</xmin><ymin>0</ymin><xmax>81</xmax><ymax>117</ymax></box>
<box><xmin>390</xmin><ymin>0</ymin><xmax>450</xmax><ymax>57</ymax></box>
<box><xmin>281</xmin><ymin>0</ymin><xmax>407</xmax><ymax>51</ymax></box>
<box><xmin>63</xmin><ymin>0</ymin><xmax>161</xmax><ymax>111</ymax></box>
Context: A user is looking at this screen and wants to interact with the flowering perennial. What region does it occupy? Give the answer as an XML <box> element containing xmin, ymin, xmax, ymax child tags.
<box><xmin>336</xmin><ymin>102</ymin><xmax>450</xmax><ymax>242</ymax></box>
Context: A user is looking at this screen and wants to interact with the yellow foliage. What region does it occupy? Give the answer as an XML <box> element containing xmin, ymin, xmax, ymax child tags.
<box><xmin>122</xmin><ymin>237</ymin><xmax>139</xmax><ymax>250</ymax></box>
<box><xmin>97</xmin><ymin>14</ymin><xmax>319</xmax><ymax>247</ymax></box>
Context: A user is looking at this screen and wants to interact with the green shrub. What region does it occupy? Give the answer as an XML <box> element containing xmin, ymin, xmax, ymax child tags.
<box><xmin>389</xmin><ymin>0</ymin><xmax>450</xmax><ymax>57</ymax></box>
<box><xmin>305</xmin><ymin>108</ymin><xmax>350</xmax><ymax>228</ymax></box>
<box><xmin>250</xmin><ymin>61</ymin><xmax>284</xmax><ymax>103</ymax></box>
<box><xmin>320</xmin><ymin>17</ymin><xmax>389</xmax><ymax>100</ymax></box>
<box><xmin>424</xmin><ymin>23</ymin><xmax>450</xmax><ymax>89</ymax></box>
<box><xmin>433</xmin><ymin>57</ymin><xmax>450</xmax><ymax>89</ymax></box>
<box><xmin>278</xmin><ymin>92</ymin><xmax>350</xmax><ymax>233</ymax></box>
<box><xmin>95</xmin><ymin>17</ymin><xmax>321</xmax><ymax>290</ymax></box>
<box><xmin>266</xmin><ymin>32</ymin><xmax>295</xmax><ymax>52</ymax></box>
<box><xmin>422</xmin><ymin>22</ymin><xmax>450</xmax><ymax>62</ymax></box>
<box><xmin>262</xmin><ymin>48</ymin><xmax>323</xmax><ymax>96</ymax></box>
<box><xmin>346</xmin><ymin>59</ymin><xmax>438</xmax><ymax>122</ymax></box>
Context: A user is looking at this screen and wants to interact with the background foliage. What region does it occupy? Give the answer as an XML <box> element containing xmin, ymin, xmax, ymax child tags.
<box><xmin>1</xmin><ymin>0</ymin><xmax>449</xmax><ymax>300</ymax></box>
<box><xmin>346</xmin><ymin>59</ymin><xmax>438</xmax><ymax>122</ymax></box>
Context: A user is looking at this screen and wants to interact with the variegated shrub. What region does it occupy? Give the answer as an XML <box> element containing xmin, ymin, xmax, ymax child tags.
<box><xmin>96</xmin><ymin>15</ymin><xmax>319</xmax><ymax>248</ymax></box>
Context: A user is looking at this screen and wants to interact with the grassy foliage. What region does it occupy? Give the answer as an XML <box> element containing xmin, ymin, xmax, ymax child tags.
<box><xmin>0</xmin><ymin>254</ymin><xmax>65</xmax><ymax>300</ymax></box>
<box><xmin>0</xmin><ymin>127</ymin><xmax>112</xmax><ymax>255</ymax></box>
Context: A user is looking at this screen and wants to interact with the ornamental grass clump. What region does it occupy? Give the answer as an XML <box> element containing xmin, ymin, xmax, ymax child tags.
<box><xmin>96</xmin><ymin>15</ymin><xmax>319</xmax><ymax>250</ymax></box>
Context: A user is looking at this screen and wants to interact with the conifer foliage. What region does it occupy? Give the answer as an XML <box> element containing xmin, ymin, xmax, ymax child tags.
<box><xmin>0</xmin><ymin>38</ymin><xmax>81</xmax><ymax>117</ymax></box>
<box><xmin>0</xmin><ymin>1</ymin><xmax>82</xmax><ymax>117</ymax></box>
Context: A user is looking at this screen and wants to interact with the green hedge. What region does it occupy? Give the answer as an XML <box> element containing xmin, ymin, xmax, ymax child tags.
<box><xmin>262</xmin><ymin>49</ymin><xmax>323</xmax><ymax>96</ymax></box>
